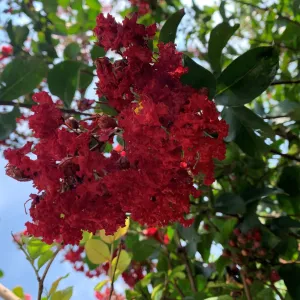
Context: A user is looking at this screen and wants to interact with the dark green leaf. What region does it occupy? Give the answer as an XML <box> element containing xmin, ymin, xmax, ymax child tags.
<box><xmin>0</xmin><ymin>270</ymin><xmax>3</xmax><ymax>278</ymax></box>
<box><xmin>42</xmin><ymin>0</ymin><xmax>58</xmax><ymax>13</ymax></box>
<box><xmin>6</xmin><ymin>21</ymin><xmax>29</xmax><ymax>49</ymax></box>
<box><xmin>242</xmin><ymin>187</ymin><xmax>284</xmax><ymax>204</ymax></box>
<box><xmin>276</xmin><ymin>237</ymin><xmax>299</xmax><ymax>261</ymax></box>
<box><xmin>131</xmin><ymin>239</ymin><xmax>160</xmax><ymax>261</ymax></box>
<box><xmin>48</xmin><ymin>61</ymin><xmax>82</xmax><ymax>107</ymax></box>
<box><xmin>0</xmin><ymin>107</ymin><xmax>21</xmax><ymax>140</ymax></box>
<box><xmin>270</xmin><ymin>216</ymin><xmax>300</xmax><ymax>229</ymax></box>
<box><xmin>222</xmin><ymin>107</ymin><xmax>270</xmax><ymax>156</ymax></box>
<box><xmin>215</xmin><ymin>47</ymin><xmax>279</xmax><ymax>106</ymax></box>
<box><xmin>181</xmin><ymin>55</ymin><xmax>216</xmax><ymax>98</ymax></box>
<box><xmin>0</xmin><ymin>57</ymin><xmax>47</xmax><ymax>101</ymax></box>
<box><xmin>215</xmin><ymin>256</ymin><xmax>230</xmax><ymax>275</ymax></box>
<box><xmin>279</xmin><ymin>264</ymin><xmax>300</xmax><ymax>300</ymax></box>
<box><xmin>64</xmin><ymin>42</ymin><xmax>81</xmax><ymax>60</ymax></box>
<box><xmin>159</xmin><ymin>9</ymin><xmax>185</xmax><ymax>43</ymax></box>
<box><xmin>214</xmin><ymin>193</ymin><xmax>245</xmax><ymax>214</ymax></box>
<box><xmin>278</xmin><ymin>166</ymin><xmax>300</xmax><ymax>197</ymax></box>
<box><xmin>98</xmin><ymin>103</ymin><xmax>118</xmax><ymax>116</ymax></box>
<box><xmin>197</xmin><ymin>234</ymin><xmax>213</xmax><ymax>262</ymax></box>
<box><xmin>91</xmin><ymin>45</ymin><xmax>106</xmax><ymax>61</ymax></box>
<box><xmin>78</xmin><ymin>65</ymin><xmax>94</xmax><ymax>91</ymax></box>
<box><xmin>208</xmin><ymin>22</ymin><xmax>239</xmax><ymax>74</ymax></box>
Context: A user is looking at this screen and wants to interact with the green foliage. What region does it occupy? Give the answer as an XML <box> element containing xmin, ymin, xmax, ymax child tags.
<box><xmin>216</xmin><ymin>47</ymin><xmax>279</xmax><ymax>106</ymax></box>
<box><xmin>2</xmin><ymin>1</ymin><xmax>300</xmax><ymax>299</ymax></box>
<box><xmin>0</xmin><ymin>57</ymin><xmax>47</xmax><ymax>101</ymax></box>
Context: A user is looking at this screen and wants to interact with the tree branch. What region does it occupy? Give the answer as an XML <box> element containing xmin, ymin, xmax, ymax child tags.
<box><xmin>271</xmin><ymin>283</ymin><xmax>284</xmax><ymax>300</ymax></box>
<box><xmin>240</xmin><ymin>270</ymin><xmax>252</xmax><ymax>300</ymax></box>
<box><xmin>109</xmin><ymin>242</ymin><xmax>122</xmax><ymax>300</ymax></box>
<box><xmin>38</xmin><ymin>247</ymin><xmax>61</xmax><ymax>300</ymax></box>
<box><xmin>0</xmin><ymin>284</ymin><xmax>21</xmax><ymax>300</ymax></box>
<box><xmin>271</xmin><ymin>79</ymin><xmax>300</xmax><ymax>86</ymax></box>
<box><xmin>0</xmin><ymin>100</ymin><xmax>93</xmax><ymax>116</ymax></box>
<box><xmin>270</xmin><ymin>149</ymin><xmax>300</xmax><ymax>162</ymax></box>
<box><xmin>174</xmin><ymin>231</ymin><xmax>197</xmax><ymax>293</ymax></box>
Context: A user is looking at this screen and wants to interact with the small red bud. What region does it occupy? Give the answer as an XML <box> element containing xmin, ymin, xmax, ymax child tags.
<box><xmin>270</xmin><ymin>270</ymin><xmax>280</xmax><ymax>282</ymax></box>
<box><xmin>233</xmin><ymin>228</ymin><xmax>241</xmax><ymax>236</ymax></box>
<box><xmin>237</xmin><ymin>234</ymin><xmax>247</xmax><ymax>245</ymax></box>
<box><xmin>256</xmin><ymin>248</ymin><xmax>267</xmax><ymax>257</ymax></box>
<box><xmin>229</xmin><ymin>239</ymin><xmax>237</xmax><ymax>247</ymax></box>
<box><xmin>222</xmin><ymin>249</ymin><xmax>231</xmax><ymax>257</ymax></box>
<box><xmin>65</xmin><ymin>117</ymin><xmax>79</xmax><ymax>129</ymax></box>
<box><xmin>252</xmin><ymin>229</ymin><xmax>262</xmax><ymax>242</ymax></box>
<box><xmin>203</xmin><ymin>223</ymin><xmax>210</xmax><ymax>231</ymax></box>
<box><xmin>241</xmin><ymin>249</ymin><xmax>250</xmax><ymax>257</ymax></box>
<box><xmin>245</xmin><ymin>277</ymin><xmax>253</xmax><ymax>285</ymax></box>
<box><xmin>253</xmin><ymin>241</ymin><xmax>261</xmax><ymax>249</ymax></box>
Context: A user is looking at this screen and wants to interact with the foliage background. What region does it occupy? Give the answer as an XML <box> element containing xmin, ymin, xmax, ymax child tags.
<box><xmin>1</xmin><ymin>0</ymin><xmax>300</xmax><ymax>299</ymax></box>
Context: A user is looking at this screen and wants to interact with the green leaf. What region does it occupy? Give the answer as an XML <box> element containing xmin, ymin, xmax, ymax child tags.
<box><xmin>86</xmin><ymin>0</ymin><xmax>101</xmax><ymax>10</ymax></box>
<box><xmin>51</xmin><ymin>287</ymin><xmax>73</xmax><ymax>300</ymax></box>
<box><xmin>181</xmin><ymin>55</ymin><xmax>216</xmax><ymax>98</ymax></box>
<box><xmin>49</xmin><ymin>274</ymin><xmax>69</xmax><ymax>296</ymax></box>
<box><xmin>27</xmin><ymin>238</ymin><xmax>52</xmax><ymax>260</ymax></box>
<box><xmin>48</xmin><ymin>61</ymin><xmax>82</xmax><ymax>107</ymax></box>
<box><xmin>94</xmin><ymin>279</ymin><xmax>109</xmax><ymax>291</ymax></box>
<box><xmin>0</xmin><ymin>57</ymin><xmax>47</xmax><ymax>101</ymax></box>
<box><xmin>0</xmin><ymin>107</ymin><xmax>21</xmax><ymax>140</ymax></box>
<box><xmin>215</xmin><ymin>256</ymin><xmax>230</xmax><ymax>275</ymax></box>
<box><xmin>131</xmin><ymin>239</ymin><xmax>159</xmax><ymax>261</ymax></box>
<box><xmin>159</xmin><ymin>9</ymin><xmax>185</xmax><ymax>43</ymax></box>
<box><xmin>215</xmin><ymin>47</ymin><xmax>279</xmax><ymax>106</ymax></box>
<box><xmin>222</xmin><ymin>107</ymin><xmax>270</xmax><ymax>156</ymax></box>
<box><xmin>205</xmin><ymin>296</ymin><xmax>232</xmax><ymax>300</ymax></box>
<box><xmin>276</xmin><ymin>237</ymin><xmax>299</xmax><ymax>261</ymax></box>
<box><xmin>278</xmin><ymin>166</ymin><xmax>300</xmax><ymax>197</ymax></box>
<box><xmin>214</xmin><ymin>193</ymin><xmax>245</xmax><ymax>214</ymax></box>
<box><xmin>242</xmin><ymin>187</ymin><xmax>284</xmax><ymax>204</ymax></box>
<box><xmin>91</xmin><ymin>45</ymin><xmax>106</xmax><ymax>61</ymax></box>
<box><xmin>85</xmin><ymin>239</ymin><xmax>110</xmax><ymax>264</ymax></box>
<box><xmin>111</xmin><ymin>250</ymin><xmax>131</xmax><ymax>273</ymax></box>
<box><xmin>38</xmin><ymin>250</ymin><xmax>54</xmax><ymax>269</ymax></box>
<box><xmin>151</xmin><ymin>283</ymin><xmax>164</xmax><ymax>300</ymax></box>
<box><xmin>64</xmin><ymin>42</ymin><xmax>81</xmax><ymax>60</ymax></box>
<box><xmin>6</xmin><ymin>21</ymin><xmax>29</xmax><ymax>49</ymax></box>
<box><xmin>279</xmin><ymin>264</ymin><xmax>300</xmax><ymax>300</ymax></box>
<box><xmin>78</xmin><ymin>65</ymin><xmax>94</xmax><ymax>91</ymax></box>
<box><xmin>12</xmin><ymin>286</ymin><xmax>24</xmax><ymax>298</ymax></box>
<box><xmin>197</xmin><ymin>234</ymin><xmax>213</xmax><ymax>263</ymax></box>
<box><xmin>58</xmin><ymin>0</ymin><xmax>70</xmax><ymax>8</ymax></box>
<box><xmin>208</xmin><ymin>22</ymin><xmax>239</xmax><ymax>74</ymax></box>
<box><xmin>270</xmin><ymin>216</ymin><xmax>300</xmax><ymax>229</ymax></box>
<box><xmin>0</xmin><ymin>270</ymin><xmax>3</xmax><ymax>278</ymax></box>
<box><xmin>42</xmin><ymin>0</ymin><xmax>58</xmax><ymax>13</ymax></box>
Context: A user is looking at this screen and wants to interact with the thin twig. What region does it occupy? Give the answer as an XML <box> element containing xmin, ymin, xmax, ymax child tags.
<box><xmin>271</xmin><ymin>283</ymin><xmax>284</xmax><ymax>300</ymax></box>
<box><xmin>109</xmin><ymin>242</ymin><xmax>122</xmax><ymax>300</ymax></box>
<box><xmin>270</xmin><ymin>149</ymin><xmax>300</xmax><ymax>162</ymax></box>
<box><xmin>174</xmin><ymin>231</ymin><xmax>197</xmax><ymax>293</ymax></box>
<box><xmin>38</xmin><ymin>247</ymin><xmax>61</xmax><ymax>300</ymax></box>
<box><xmin>0</xmin><ymin>100</ymin><xmax>93</xmax><ymax>116</ymax></box>
<box><xmin>271</xmin><ymin>79</ymin><xmax>300</xmax><ymax>86</ymax></box>
<box><xmin>240</xmin><ymin>270</ymin><xmax>252</xmax><ymax>300</ymax></box>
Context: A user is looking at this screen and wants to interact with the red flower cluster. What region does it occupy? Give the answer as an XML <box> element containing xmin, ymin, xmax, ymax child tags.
<box><xmin>95</xmin><ymin>288</ymin><xmax>125</xmax><ymax>300</ymax></box>
<box><xmin>143</xmin><ymin>227</ymin><xmax>169</xmax><ymax>245</ymax></box>
<box><xmin>5</xmin><ymin>13</ymin><xmax>227</xmax><ymax>245</ymax></box>
<box><xmin>0</xmin><ymin>45</ymin><xmax>13</xmax><ymax>61</ymax></box>
<box><xmin>129</xmin><ymin>0</ymin><xmax>151</xmax><ymax>15</ymax></box>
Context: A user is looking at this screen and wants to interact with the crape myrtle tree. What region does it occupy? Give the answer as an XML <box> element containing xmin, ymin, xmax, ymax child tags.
<box><xmin>0</xmin><ymin>0</ymin><xmax>300</xmax><ymax>299</ymax></box>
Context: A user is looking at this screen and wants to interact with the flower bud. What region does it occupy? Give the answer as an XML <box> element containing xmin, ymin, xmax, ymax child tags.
<box><xmin>65</xmin><ymin>117</ymin><xmax>79</xmax><ymax>129</ymax></box>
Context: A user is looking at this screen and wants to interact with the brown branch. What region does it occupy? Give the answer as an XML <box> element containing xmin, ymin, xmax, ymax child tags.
<box><xmin>0</xmin><ymin>284</ymin><xmax>21</xmax><ymax>300</ymax></box>
<box><xmin>240</xmin><ymin>270</ymin><xmax>252</xmax><ymax>300</ymax></box>
<box><xmin>0</xmin><ymin>100</ymin><xmax>93</xmax><ymax>116</ymax></box>
<box><xmin>271</xmin><ymin>79</ymin><xmax>300</xmax><ymax>86</ymax></box>
<box><xmin>271</xmin><ymin>283</ymin><xmax>284</xmax><ymax>300</ymax></box>
<box><xmin>174</xmin><ymin>231</ymin><xmax>197</xmax><ymax>293</ymax></box>
<box><xmin>270</xmin><ymin>149</ymin><xmax>300</xmax><ymax>162</ymax></box>
<box><xmin>38</xmin><ymin>247</ymin><xmax>61</xmax><ymax>300</ymax></box>
<box><xmin>109</xmin><ymin>242</ymin><xmax>122</xmax><ymax>300</ymax></box>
